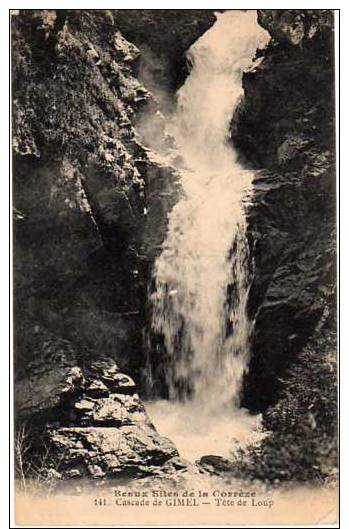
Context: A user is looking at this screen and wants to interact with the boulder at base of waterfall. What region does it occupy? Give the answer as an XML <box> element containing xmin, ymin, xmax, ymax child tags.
<box><xmin>15</xmin><ymin>330</ymin><xmax>178</xmax><ymax>483</ymax></box>
<box><xmin>134</xmin><ymin>455</ymin><xmax>208</xmax><ymax>489</ymax></box>
<box><xmin>49</xmin><ymin>424</ymin><xmax>178</xmax><ymax>480</ymax></box>
<box><xmin>198</xmin><ymin>455</ymin><xmax>236</xmax><ymax>476</ymax></box>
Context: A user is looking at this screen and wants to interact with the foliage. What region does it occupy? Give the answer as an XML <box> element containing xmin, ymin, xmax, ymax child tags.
<box><xmin>234</xmin><ymin>315</ymin><xmax>337</xmax><ymax>484</ymax></box>
<box><xmin>15</xmin><ymin>424</ymin><xmax>65</xmax><ymax>495</ymax></box>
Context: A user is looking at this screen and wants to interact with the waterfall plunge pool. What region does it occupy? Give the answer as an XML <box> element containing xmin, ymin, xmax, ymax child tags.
<box><xmin>146</xmin><ymin>399</ymin><xmax>267</xmax><ymax>462</ymax></box>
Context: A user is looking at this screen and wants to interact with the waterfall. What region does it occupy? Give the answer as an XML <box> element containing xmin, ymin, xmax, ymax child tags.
<box><xmin>147</xmin><ymin>11</ymin><xmax>269</xmax><ymax>460</ymax></box>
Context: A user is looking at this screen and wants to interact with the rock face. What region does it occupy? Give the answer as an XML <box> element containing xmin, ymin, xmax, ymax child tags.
<box><xmin>12</xmin><ymin>8</ymin><xmax>219</xmax><ymax>389</ymax></box>
<box><xmin>12</xmin><ymin>9</ymin><xmax>182</xmax><ymax>385</ymax></box>
<box><xmin>12</xmin><ymin>8</ymin><xmax>219</xmax><ymax>485</ymax></box>
<box><xmin>229</xmin><ymin>10</ymin><xmax>337</xmax><ymax>481</ymax></box>
<box><xmin>234</xmin><ymin>10</ymin><xmax>334</xmax><ymax>169</ymax></box>
<box><xmin>114</xmin><ymin>9</ymin><xmax>219</xmax><ymax>93</ymax></box>
<box><xmin>231</xmin><ymin>9</ymin><xmax>336</xmax><ymax>412</ymax></box>
<box><xmin>257</xmin><ymin>10</ymin><xmax>333</xmax><ymax>46</ymax></box>
<box><xmin>16</xmin><ymin>335</ymin><xmax>178</xmax><ymax>481</ymax></box>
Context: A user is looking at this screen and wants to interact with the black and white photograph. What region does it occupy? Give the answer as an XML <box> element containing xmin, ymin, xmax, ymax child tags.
<box><xmin>10</xmin><ymin>8</ymin><xmax>338</xmax><ymax>526</ymax></box>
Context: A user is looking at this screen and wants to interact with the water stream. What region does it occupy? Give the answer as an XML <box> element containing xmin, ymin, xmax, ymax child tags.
<box><xmin>146</xmin><ymin>11</ymin><xmax>270</xmax><ymax>462</ymax></box>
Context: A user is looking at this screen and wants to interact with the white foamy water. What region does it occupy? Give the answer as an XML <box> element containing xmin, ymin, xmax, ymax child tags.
<box><xmin>147</xmin><ymin>11</ymin><xmax>270</xmax><ymax>460</ymax></box>
<box><xmin>146</xmin><ymin>399</ymin><xmax>266</xmax><ymax>461</ymax></box>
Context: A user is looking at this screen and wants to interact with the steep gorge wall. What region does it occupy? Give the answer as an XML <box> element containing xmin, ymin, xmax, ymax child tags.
<box><xmin>231</xmin><ymin>10</ymin><xmax>337</xmax><ymax>481</ymax></box>
<box><xmin>12</xmin><ymin>9</ymin><xmax>219</xmax><ymax>482</ymax></box>
<box><xmin>114</xmin><ymin>9</ymin><xmax>219</xmax><ymax>94</ymax></box>
<box><xmin>12</xmin><ymin>9</ymin><xmax>216</xmax><ymax>386</ymax></box>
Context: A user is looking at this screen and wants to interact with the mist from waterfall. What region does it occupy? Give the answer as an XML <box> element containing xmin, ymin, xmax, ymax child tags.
<box><xmin>146</xmin><ymin>11</ymin><xmax>270</xmax><ymax>461</ymax></box>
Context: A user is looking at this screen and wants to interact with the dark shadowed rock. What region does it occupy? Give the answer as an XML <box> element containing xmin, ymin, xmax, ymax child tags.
<box><xmin>12</xmin><ymin>8</ymin><xmax>222</xmax><ymax>487</ymax></box>
<box><xmin>198</xmin><ymin>455</ymin><xmax>236</xmax><ymax>475</ymax></box>
<box><xmin>230</xmin><ymin>10</ymin><xmax>336</xmax><ymax>412</ymax></box>
<box><xmin>12</xmin><ymin>9</ymin><xmax>180</xmax><ymax>382</ymax></box>
<box><xmin>114</xmin><ymin>9</ymin><xmax>220</xmax><ymax>92</ymax></box>
<box><xmin>225</xmin><ymin>9</ymin><xmax>337</xmax><ymax>483</ymax></box>
<box><xmin>257</xmin><ymin>10</ymin><xmax>333</xmax><ymax>46</ymax></box>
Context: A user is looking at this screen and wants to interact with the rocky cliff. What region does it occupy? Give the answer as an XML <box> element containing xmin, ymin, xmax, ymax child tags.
<box><xmin>114</xmin><ymin>9</ymin><xmax>219</xmax><ymax>94</ymax></box>
<box><xmin>232</xmin><ymin>9</ymin><xmax>337</xmax><ymax>481</ymax></box>
<box><xmin>12</xmin><ymin>8</ymin><xmax>218</xmax><ymax>382</ymax></box>
<box><xmin>12</xmin><ymin>9</ymin><xmax>218</xmax><ymax>485</ymax></box>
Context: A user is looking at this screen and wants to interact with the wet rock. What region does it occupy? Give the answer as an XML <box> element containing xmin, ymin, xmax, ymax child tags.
<box><xmin>12</xmin><ymin>9</ymin><xmax>179</xmax><ymax>382</ymax></box>
<box><xmin>15</xmin><ymin>334</ymin><xmax>179</xmax><ymax>481</ymax></box>
<box><xmin>231</xmin><ymin>10</ymin><xmax>336</xmax><ymax>412</ymax></box>
<box><xmin>257</xmin><ymin>10</ymin><xmax>333</xmax><ymax>46</ymax></box>
<box><xmin>85</xmin><ymin>380</ymin><xmax>109</xmax><ymax>398</ymax></box>
<box><xmin>50</xmin><ymin>424</ymin><xmax>178</xmax><ymax>479</ymax></box>
<box><xmin>198</xmin><ymin>455</ymin><xmax>236</xmax><ymax>476</ymax></box>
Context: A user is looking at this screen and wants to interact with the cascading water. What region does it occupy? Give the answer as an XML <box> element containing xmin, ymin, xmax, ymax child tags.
<box><xmin>146</xmin><ymin>11</ymin><xmax>270</xmax><ymax>461</ymax></box>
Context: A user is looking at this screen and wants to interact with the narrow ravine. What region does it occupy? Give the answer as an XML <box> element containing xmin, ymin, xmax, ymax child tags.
<box><xmin>146</xmin><ymin>11</ymin><xmax>270</xmax><ymax>461</ymax></box>
<box><xmin>12</xmin><ymin>11</ymin><xmax>337</xmax><ymax>521</ymax></box>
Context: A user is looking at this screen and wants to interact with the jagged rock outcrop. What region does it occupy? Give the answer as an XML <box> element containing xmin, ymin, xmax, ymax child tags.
<box><xmin>15</xmin><ymin>333</ymin><xmax>179</xmax><ymax>481</ymax></box>
<box><xmin>113</xmin><ymin>9</ymin><xmax>219</xmax><ymax>93</ymax></box>
<box><xmin>234</xmin><ymin>10</ymin><xmax>334</xmax><ymax>169</ymax></box>
<box><xmin>231</xmin><ymin>9</ymin><xmax>336</xmax><ymax>412</ymax></box>
<box><xmin>257</xmin><ymin>10</ymin><xmax>333</xmax><ymax>46</ymax></box>
<box><xmin>230</xmin><ymin>9</ymin><xmax>336</xmax><ymax>482</ymax></box>
<box><xmin>12</xmin><ymin>8</ymin><xmax>219</xmax><ymax>485</ymax></box>
<box><xmin>12</xmin><ymin>9</ymin><xmax>182</xmax><ymax>384</ymax></box>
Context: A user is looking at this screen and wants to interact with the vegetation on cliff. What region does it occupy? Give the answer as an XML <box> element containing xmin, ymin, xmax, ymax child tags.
<box><xmin>233</xmin><ymin>9</ymin><xmax>337</xmax><ymax>483</ymax></box>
